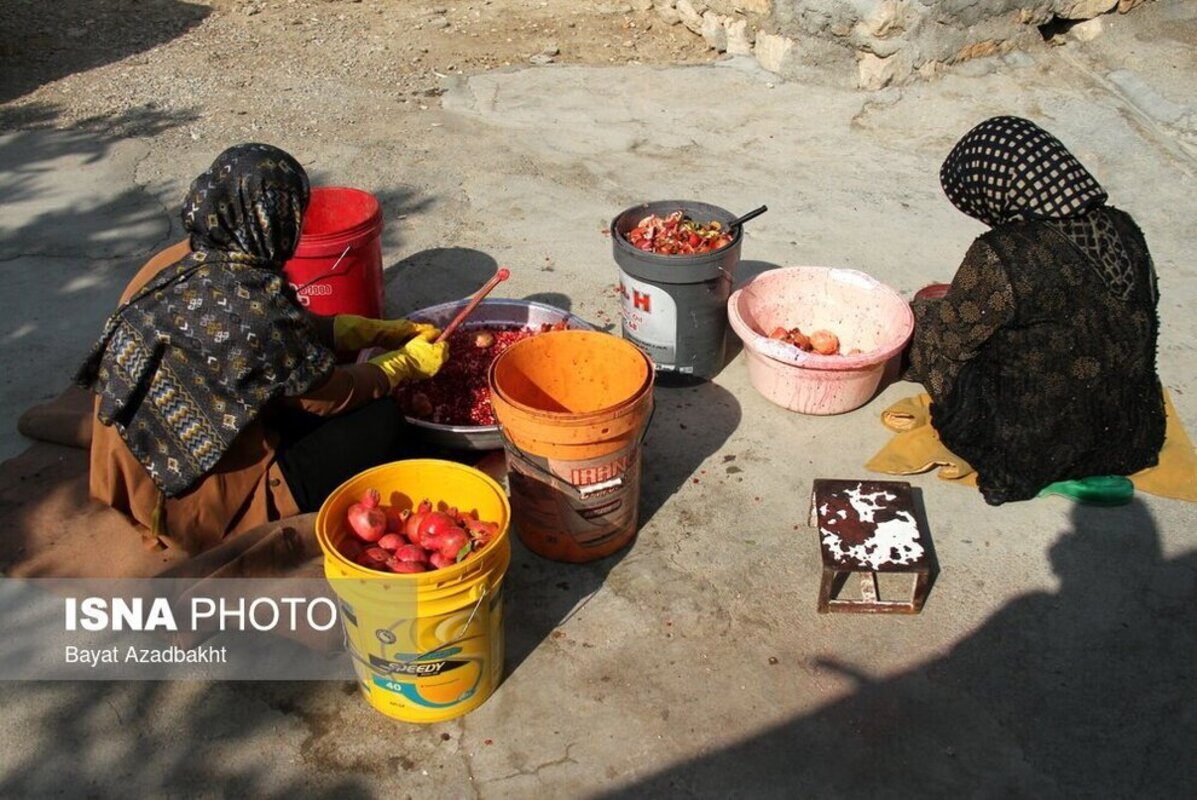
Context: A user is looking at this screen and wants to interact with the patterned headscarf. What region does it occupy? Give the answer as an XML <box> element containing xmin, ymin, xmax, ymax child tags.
<box><xmin>940</xmin><ymin>116</ymin><xmax>1136</xmax><ymax>300</ymax></box>
<box><xmin>77</xmin><ymin>144</ymin><xmax>336</xmax><ymax>497</ymax></box>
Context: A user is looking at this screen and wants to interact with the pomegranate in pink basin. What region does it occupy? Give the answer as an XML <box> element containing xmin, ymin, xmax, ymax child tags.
<box><xmin>727</xmin><ymin>266</ymin><xmax>914</xmax><ymax>415</ymax></box>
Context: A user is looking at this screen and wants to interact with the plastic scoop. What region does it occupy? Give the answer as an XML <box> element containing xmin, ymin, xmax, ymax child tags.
<box><xmin>435</xmin><ymin>267</ymin><xmax>511</xmax><ymax>343</ymax></box>
<box><xmin>726</xmin><ymin>205</ymin><xmax>768</xmax><ymax>230</ymax></box>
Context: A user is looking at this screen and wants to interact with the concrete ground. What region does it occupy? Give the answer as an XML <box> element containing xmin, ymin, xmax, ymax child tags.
<box><xmin>2</xmin><ymin>3</ymin><xmax>1196</xmax><ymax>798</ymax></box>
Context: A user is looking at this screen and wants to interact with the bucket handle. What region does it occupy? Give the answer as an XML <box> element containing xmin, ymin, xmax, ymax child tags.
<box><xmin>292</xmin><ymin>244</ymin><xmax>353</xmax><ymax>294</ymax></box>
<box><xmin>342</xmin><ymin>584</ymin><xmax>490</xmax><ymax>674</ymax></box>
<box><xmin>500</xmin><ymin>401</ymin><xmax>656</xmax><ymax>500</ymax></box>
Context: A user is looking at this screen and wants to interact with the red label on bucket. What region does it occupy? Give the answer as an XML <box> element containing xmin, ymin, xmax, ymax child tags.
<box><xmin>568</xmin><ymin>449</ymin><xmax>635</xmax><ymax>487</ymax></box>
<box><xmin>619</xmin><ymin>273</ymin><xmax>681</xmax><ymax>370</ymax></box>
<box><xmin>290</xmin><ymin>281</ymin><xmax>336</xmax><ymax>306</ymax></box>
<box><xmin>506</xmin><ymin>442</ymin><xmax>642</xmax><ymax>554</ymax></box>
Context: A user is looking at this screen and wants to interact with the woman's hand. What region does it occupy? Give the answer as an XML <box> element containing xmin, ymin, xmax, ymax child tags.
<box><xmin>333</xmin><ymin>314</ymin><xmax>441</xmax><ymax>351</ymax></box>
<box><xmin>367</xmin><ymin>331</ymin><xmax>450</xmax><ymax>388</ymax></box>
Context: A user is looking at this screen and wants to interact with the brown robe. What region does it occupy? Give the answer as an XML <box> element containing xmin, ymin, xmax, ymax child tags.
<box><xmin>89</xmin><ymin>241</ymin><xmax>391</xmax><ymax>554</ymax></box>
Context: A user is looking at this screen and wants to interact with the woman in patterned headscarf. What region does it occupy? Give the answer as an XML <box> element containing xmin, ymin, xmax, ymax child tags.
<box><xmin>905</xmin><ymin>116</ymin><xmax>1166</xmax><ymax>505</ymax></box>
<box><xmin>79</xmin><ymin>144</ymin><xmax>448</xmax><ymax>553</ymax></box>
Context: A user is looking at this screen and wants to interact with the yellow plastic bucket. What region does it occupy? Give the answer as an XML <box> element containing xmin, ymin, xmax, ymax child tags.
<box><xmin>315</xmin><ymin>459</ymin><xmax>511</xmax><ymax>723</ymax></box>
<box><xmin>488</xmin><ymin>330</ymin><xmax>655</xmax><ymax>562</ymax></box>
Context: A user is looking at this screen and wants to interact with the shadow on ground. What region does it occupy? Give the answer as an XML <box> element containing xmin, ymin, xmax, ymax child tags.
<box><xmin>734</xmin><ymin>259</ymin><xmax>781</xmax><ymax>290</ymax></box>
<box><xmin>522</xmin><ymin>291</ymin><xmax>573</xmax><ymax>312</ymax></box>
<box><xmin>0</xmin><ymin>105</ymin><xmax>196</xmax><ymax>258</ymax></box>
<box><xmin>601</xmin><ymin>499</ymin><xmax>1197</xmax><ymax>797</ymax></box>
<box><xmin>501</xmin><ymin>379</ymin><xmax>742</xmax><ymax>678</ymax></box>
<box><xmin>0</xmin><ymin>106</ymin><xmax>200</xmax><ymax>444</ymax></box>
<box><xmin>503</xmin><ymin>535</ymin><xmax>630</xmax><ymax>680</ymax></box>
<box><xmin>640</xmin><ymin>380</ymin><xmax>742</xmax><ymax>527</ymax></box>
<box><xmin>370</xmin><ymin>186</ymin><xmax>437</xmax><ymax>258</ymax></box>
<box><xmin>0</xmin><ymin>680</ymin><xmax>372</xmax><ymax>797</ymax></box>
<box><xmin>385</xmin><ymin>246</ymin><xmax>497</xmax><ymax>316</ymax></box>
<box><xmin>0</xmin><ymin>0</ymin><xmax>210</xmax><ymax>105</ymax></box>
<box><xmin>724</xmin><ymin>258</ymin><xmax>782</xmax><ymax>366</ymax></box>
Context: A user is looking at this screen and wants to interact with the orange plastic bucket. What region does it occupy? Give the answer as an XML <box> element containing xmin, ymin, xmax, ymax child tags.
<box><xmin>283</xmin><ymin>186</ymin><xmax>385</xmax><ymax>318</ymax></box>
<box><xmin>488</xmin><ymin>331</ymin><xmax>654</xmax><ymax>562</ymax></box>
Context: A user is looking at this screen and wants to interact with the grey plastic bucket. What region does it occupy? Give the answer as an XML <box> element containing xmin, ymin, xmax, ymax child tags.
<box><xmin>611</xmin><ymin>200</ymin><xmax>742</xmax><ymax>380</ymax></box>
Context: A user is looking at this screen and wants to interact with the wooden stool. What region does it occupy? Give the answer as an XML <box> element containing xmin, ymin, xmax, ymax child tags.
<box><xmin>810</xmin><ymin>479</ymin><xmax>931</xmax><ymax>614</ymax></box>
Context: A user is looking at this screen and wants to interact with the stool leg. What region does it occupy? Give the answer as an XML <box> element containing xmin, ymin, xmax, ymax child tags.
<box><xmin>859</xmin><ymin>572</ymin><xmax>879</xmax><ymax>603</ymax></box>
<box><xmin>911</xmin><ymin>571</ymin><xmax>931</xmax><ymax>612</ymax></box>
<box><xmin>817</xmin><ymin>567</ymin><xmax>835</xmax><ymax>613</ymax></box>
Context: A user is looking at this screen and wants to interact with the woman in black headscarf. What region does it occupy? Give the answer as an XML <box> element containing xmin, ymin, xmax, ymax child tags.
<box><xmin>905</xmin><ymin>116</ymin><xmax>1166</xmax><ymax>505</ymax></box>
<box><xmin>78</xmin><ymin>144</ymin><xmax>447</xmax><ymax>553</ymax></box>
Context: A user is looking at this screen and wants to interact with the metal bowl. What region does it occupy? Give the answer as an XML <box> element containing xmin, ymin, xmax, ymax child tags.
<box><xmin>403</xmin><ymin>299</ymin><xmax>598</xmax><ymax>450</ymax></box>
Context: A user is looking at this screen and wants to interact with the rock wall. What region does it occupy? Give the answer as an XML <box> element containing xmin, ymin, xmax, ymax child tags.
<box><xmin>650</xmin><ymin>0</ymin><xmax>1153</xmax><ymax>88</ymax></box>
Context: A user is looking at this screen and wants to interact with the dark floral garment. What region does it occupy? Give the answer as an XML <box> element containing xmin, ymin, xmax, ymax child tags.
<box><xmin>906</xmin><ymin>207</ymin><xmax>1165</xmax><ymax>505</ymax></box>
<box><xmin>77</xmin><ymin>144</ymin><xmax>335</xmax><ymax>497</ymax></box>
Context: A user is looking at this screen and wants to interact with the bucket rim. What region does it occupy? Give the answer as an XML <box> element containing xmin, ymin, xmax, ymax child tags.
<box><xmin>490</xmin><ymin>381</ymin><xmax>654</xmax><ymax>440</ymax></box>
<box><xmin>315</xmin><ymin>459</ymin><xmax>512</xmax><ymax>585</ymax></box>
<box><xmin>407</xmin><ymin>298</ymin><xmax>600</xmax><ymax>331</ymax></box>
<box><xmin>300</xmin><ymin>186</ymin><xmax>383</xmax><ymax>242</ymax></box>
<box><xmin>487</xmin><ymin>331</ymin><xmax>655</xmax><ymax>421</ymax></box>
<box><xmin>728</xmin><ymin>266</ymin><xmax>914</xmax><ymax>370</ymax></box>
<box><xmin>309</xmin><ymin>185</ymin><xmax>382</xmax><ymax>207</ymax></box>
<box><xmin>489</xmin><ymin>368</ymin><xmax>655</xmax><ymax>426</ymax></box>
<box><xmin>610</xmin><ymin>199</ymin><xmax>745</xmax><ymax>266</ymax></box>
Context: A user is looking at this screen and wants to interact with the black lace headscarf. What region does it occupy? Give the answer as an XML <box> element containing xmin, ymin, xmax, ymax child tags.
<box><xmin>77</xmin><ymin>143</ymin><xmax>335</xmax><ymax>497</ymax></box>
<box><xmin>940</xmin><ymin>115</ymin><xmax>1137</xmax><ymax>300</ymax></box>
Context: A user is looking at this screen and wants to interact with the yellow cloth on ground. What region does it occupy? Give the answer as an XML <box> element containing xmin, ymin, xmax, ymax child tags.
<box><xmin>865</xmin><ymin>390</ymin><xmax>1197</xmax><ymax>502</ymax></box>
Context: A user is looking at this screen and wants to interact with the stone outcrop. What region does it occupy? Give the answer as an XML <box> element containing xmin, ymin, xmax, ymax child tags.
<box><xmin>651</xmin><ymin>0</ymin><xmax>1156</xmax><ymax>89</ymax></box>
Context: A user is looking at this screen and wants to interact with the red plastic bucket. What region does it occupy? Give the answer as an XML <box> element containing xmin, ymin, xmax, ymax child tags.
<box><xmin>284</xmin><ymin>186</ymin><xmax>385</xmax><ymax>318</ymax></box>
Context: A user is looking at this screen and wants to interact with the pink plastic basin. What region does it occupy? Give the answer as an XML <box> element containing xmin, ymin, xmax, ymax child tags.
<box><xmin>727</xmin><ymin>267</ymin><xmax>914</xmax><ymax>415</ymax></box>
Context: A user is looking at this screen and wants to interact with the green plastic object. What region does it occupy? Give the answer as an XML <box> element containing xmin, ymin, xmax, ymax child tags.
<box><xmin>1038</xmin><ymin>475</ymin><xmax>1135</xmax><ymax>506</ymax></box>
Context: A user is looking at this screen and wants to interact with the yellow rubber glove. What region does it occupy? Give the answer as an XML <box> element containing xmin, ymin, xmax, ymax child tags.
<box><xmin>332</xmin><ymin>314</ymin><xmax>441</xmax><ymax>351</ymax></box>
<box><xmin>368</xmin><ymin>331</ymin><xmax>450</xmax><ymax>388</ymax></box>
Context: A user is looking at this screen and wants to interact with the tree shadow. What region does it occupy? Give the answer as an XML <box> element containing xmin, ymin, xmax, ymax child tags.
<box><xmin>601</xmin><ymin>498</ymin><xmax>1197</xmax><ymax>797</ymax></box>
<box><xmin>0</xmin><ymin>105</ymin><xmax>199</xmax><ymax>458</ymax></box>
<box><xmin>0</xmin><ymin>680</ymin><xmax>374</xmax><ymax>797</ymax></box>
<box><xmin>0</xmin><ymin>0</ymin><xmax>211</xmax><ymax>104</ymax></box>
<box><xmin>0</xmin><ymin>102</ymin><xmax>62</xmax><ymax>133</ymax></box>
<box><xmin>0</xmin><ymin>105</ymin><xmax>199</xmax><ymax>251</ymax></box>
